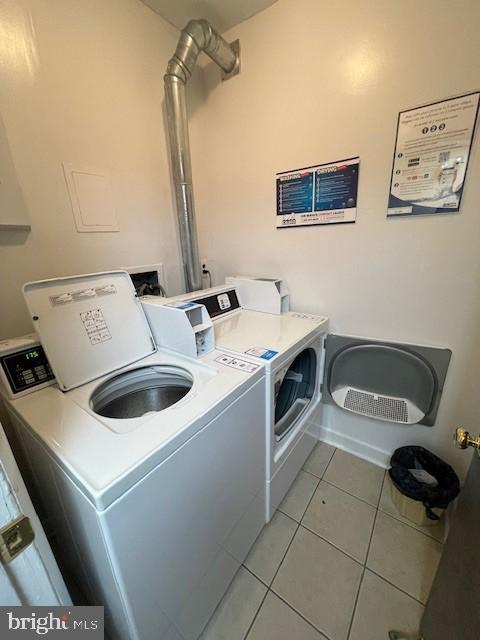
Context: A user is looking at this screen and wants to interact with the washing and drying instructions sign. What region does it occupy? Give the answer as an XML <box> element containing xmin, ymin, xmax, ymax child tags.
<box><xmin>276</xmin><ymin>157</ymin><xmax>359</xmax><ymax>228</ymax></box>
<box><xmin>387</xmin><ymin>92</ymin><xmax>480</xmax><ymax>217</ymax></box>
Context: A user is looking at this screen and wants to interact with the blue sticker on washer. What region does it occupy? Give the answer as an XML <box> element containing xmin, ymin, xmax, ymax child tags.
<box><xmin>168</xmin><ymin>302</ymin><xmax>196</xmax><ymax>310</ymax></box>
<box><xmin>261</xmin><ymin>350</ymin><xmax>278</xmax><ymax>360</ymax></box>
<box><xmin>245</xmin><ymin>347</ymin><xmax>279</xmax><ymax>360</ymax></box>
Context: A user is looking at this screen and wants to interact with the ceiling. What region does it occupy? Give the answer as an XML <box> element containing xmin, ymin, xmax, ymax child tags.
<box><xmin>141</xmin><ymin>0</ymin><xmax>278</xmax><ymax>33</ymax></box>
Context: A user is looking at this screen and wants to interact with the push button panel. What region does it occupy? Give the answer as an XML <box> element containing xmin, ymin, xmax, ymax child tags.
<box><xmin>1</xmin><ymin>345</ymin><xmax>55</xmax><ymax>394</ymax></box>
<box><xmin>215</xmin><ymin>354</ymin><xmax>259</xmax><ymax>373</ymax></box>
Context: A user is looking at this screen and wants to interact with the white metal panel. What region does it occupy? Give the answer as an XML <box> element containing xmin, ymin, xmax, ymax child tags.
<box><xmin>63</xmin><ymin>163</ymin><xmax>119</xmax><ymax>233</ymax></box>
<box><xmin>6</xmin><ymin>349</ymin><xmax>263</xmax><ymax>508</ymax></box>
<box><xmin>8</xmin><ymin>414</ymin><xmax>131</xmax><ymax>637</ymax></box>
<box><xmin>23</xmin><ymin>271</ymin><xmax>156</xmax><ymax>390</ymax></box>
<box><xmin>207</xmin><ymin>310</ymin><xmax>328</xmax><ymax>523</ymax></box>
<box><xmin>268</xmin><ymin>401</ymin><xmax>322</xmax><ymax>518</ymax></box>
<box><xmin>7</xmin><ymin>372</ymin><xmax>266</xmax><ymax>640</ymax></box>
<box><xmin>102</xmin><ymin>378</ymin><xmax>266</xmax><ymax>640</ymax></box>
<box><xmin>214</xmin><ymin>310</ymin><xmax>328</xmax><ymax>360</ymax></box>
<box><xmin>225</xmin><ymin>276</ymin><xmax>289</xmax><ymax>314</ymax></box>
<box><xmin>0</xmin><ymin>420</ymin><xmax>71</xmax><ymax>605</ymax></box>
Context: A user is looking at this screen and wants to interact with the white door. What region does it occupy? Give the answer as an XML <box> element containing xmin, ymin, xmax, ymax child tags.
<box><xmin>420</xmin><ymin>429</ymin><xmax>480</xmax><ymax>640</ymax></box>
<box><xmin>0</xmin><ymin>420</ymin><xmax>71</xmax><ymax>605</ymax></box>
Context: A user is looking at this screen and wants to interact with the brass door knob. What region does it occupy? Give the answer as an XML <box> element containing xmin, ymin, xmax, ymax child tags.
<box><xmin>454</xmin><ymin>426</ymin><xmax>480</xmax><ymax>449</ymax></box>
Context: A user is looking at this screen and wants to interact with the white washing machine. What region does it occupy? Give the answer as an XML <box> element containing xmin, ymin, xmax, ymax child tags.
<box><xmin>0</xmin><ymin>272</ymin><xmax>266</xmax><ymax>640</ymax></box>
<box><xmin>142</xmin><ymin>285</ymin><xmax>328</xmax><ymax>520</ymax></box>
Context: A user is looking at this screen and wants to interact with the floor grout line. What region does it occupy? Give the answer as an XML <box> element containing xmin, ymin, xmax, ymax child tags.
<box><xmin>242</xmin><ymin>564</ymin><xmax>270</xmax><ymax>589</ymax></box>
<box><xmin>376</xmin><ymin>469</ymin><xmax>387</xmax><ymax>508</ymax></box>
<box><xmin>301</xmin><ymin>444</ymin><xmax>336</xmax><ymax>480</ymax></box>
<box><xmin>377</xmin><ymin>503</ymin><xmax>445</xmax><ymax>544</ymax></box>
<box><xmin>257</xmin><ymin>461</ymin><xmax>346</xmax><ymax>640</ymax></box>
<box><xmin>364</xmin><ymin>566</ymin><xmax>428</xmax><ymax>608</ymax></box>
<box><xmin>268</xmin><ymin>589</ymin><xmax>334</xmax><ymax>640</ymax></box>
<box><xmin>346</xmin><ymin>569</ymin><xmax>366</xmax><ymax>640</ymax></box>
<box><xmin>277</xmin><ymin>474</ymin><xmax>320</xmax><ymax>523</ymax></box>
<box><xmin>365</xmin><ymin>471</ymin><xmax>387</xmax><ymax>567</ymax></box>
<box><xmin>242</xmin><ymin>585</ymin><xmax>269</xmax><ymax>640</ymax></box>
<box><xmin>320</xmin><ymin>477</ymin><xmax>382</xmax><ymax>509</ymax></box>
<box><xmin>269</xmin><ymin>519</ymin><xmax>301</xmax><ymax>585</ymax></box>
<box><xmin>225</xmin><ymin>444</ymin><xmax>435</xmax><ymax>640</ymax></box>
<box><xmin>321</xmin><ymin>455</ymin><xmax>444</xmax><ymax>543</ymax></box>
<box><xmin>243</xmin><ymin>514</ymin><xmax>302</xmax><ymax>640</ymax></box>
<box><xmin>346</xmin><ymin>470</ymin><xmax>387</xmax><ymax>640</ymax></box>
<box><xmin>308</xmin><ymin>446</ymin><xmax>386</xmax><ymax>508</ymax></box>
<box><xmin>299</xmin><ymin>522</ymin><xmax>366</xmax><ymax>567</ymax></box>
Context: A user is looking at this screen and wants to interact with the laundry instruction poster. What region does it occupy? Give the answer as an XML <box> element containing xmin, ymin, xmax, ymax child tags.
<box><xmin>387</xmin><ymin>92</ymin><xmax>480</xmax><ymax>217</ymax></box>
<box><xmin>276</xmin><ymin>157</ymin><xmax>359</xmax><ymax>228</ymax></box>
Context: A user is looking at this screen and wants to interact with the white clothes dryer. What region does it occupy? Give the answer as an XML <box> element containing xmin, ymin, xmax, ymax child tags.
<box><xmin>143</xmin><ymin>286</ymin><xmax>328</xmax><ymax>521</ymax></box>
<box><xmin>1</xmin><ymin>272</ymin><xmax>266</xmax><ymax>640</ymax></box>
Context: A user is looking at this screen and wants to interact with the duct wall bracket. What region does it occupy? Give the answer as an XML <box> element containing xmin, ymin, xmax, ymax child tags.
<box><xmin>221</xmin><ymin>40</ymin><xmax>241</xmax><ymax>81</ymax></box>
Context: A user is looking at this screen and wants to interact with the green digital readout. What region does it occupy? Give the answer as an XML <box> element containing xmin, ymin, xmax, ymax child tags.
<box><xmin>25</xmin><ymin>350</ymin><xmax>39</xmax><ymax>360</ymax></box>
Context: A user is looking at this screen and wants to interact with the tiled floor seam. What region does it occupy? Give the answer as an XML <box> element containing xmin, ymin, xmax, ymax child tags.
<box><xmin>364</xmin><ymin>566</ymin><xmax>428</xmax><ymax>608</ymax></box>
<box><xmin>317</xmin><ymin>460</ymin><xmax>444</xmax><ymax>544</ymax></box>
<box><xmin>345</xmin><ymin>569</ymin><xmax>367</xmax><ymax>640</ymax></box>
<box><xmin>243</xmin><ymin>514</ymin><xmax>302</xmax><ymax>588</ymax></box>
<box><xmin>251</xmin><ymin>470</ymin><xmax>329</xmax><ymax>637</ymax></box>
<box><xmin>346</xmin><ymin>472</ymin><xmax>386</xmax><ymax>640</ymax></box>
<box><xmin>277</xmin><ymin>474</ymin><xmax>320</xmax><ymax>522</ymax></box>
<box><xmin>296</xmin><ymin>470</ymin><xmax>381</xmax><ymax>566</ymax></box>
<box><xmin>301</xmin><ymin>445</ymin><xmax>336</xmax><ymax>480</ymax></box>
<box><xmin>244</xmin><ymin>446</ymin><xmax>339</xmax><ymax>632</ymax></box>
<box><xmin>322</xmin><ymin>445</ymin><xmax>337</xmax><ymax>476</ymax></box>
<box><xmin>243</xmin><ymin>518</ymin><xmax>302</xmax><ymax>640</ymax></box>
<box><xmin>298</xmin><ymin>522</ymin><xmax>364</xmax><ymax>567</ymax></box>
<box><xmin>320</xmin><ymin>476</ymin><xmax>383</xmax><ymax>508</ymax></box>
<box><xmin>377</xmin><ymin>504</ymin><xmax>445</xmax><ymax>543</ymax></box>
<box><xmin>242</xmin><ymin>586</ymin><xmax>269</xmax><ymax>640</ymax></box>
<box><xmin>376</xmin><ymin>470</ymin><xmax>387</xmax><ymax>509</ymax></box>
<box><xmin>241</xmin><ymin>564</ymin><xmax>270</xmax><ymax>589</ymax></box>
<box><xmin>269</xmin><ymin>588</ymin><xmax>334</xmax><ymax>640</ymax></box>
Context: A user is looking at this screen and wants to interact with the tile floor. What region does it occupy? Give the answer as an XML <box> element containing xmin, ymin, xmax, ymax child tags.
<box><xmin>201</xmin><ymin>443</ymin><xmax>444</xmax><ymax>640</ymax></box>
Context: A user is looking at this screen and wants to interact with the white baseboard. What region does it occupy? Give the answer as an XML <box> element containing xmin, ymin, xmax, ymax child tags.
<box><xmin>318</xmin><ymin>424</ymin><xmax>391</xmax><ymax>469</ymax></box>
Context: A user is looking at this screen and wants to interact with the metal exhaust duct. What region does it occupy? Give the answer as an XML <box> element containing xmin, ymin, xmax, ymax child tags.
<box><xmin>164</xmin><ymin>19</ymin><xmax>240</xmax><ymax>292</ymax></box>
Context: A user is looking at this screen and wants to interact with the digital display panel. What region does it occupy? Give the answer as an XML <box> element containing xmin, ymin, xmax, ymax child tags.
<box><xmin>1</xmin><ymin>345</ymin><xmax>54</xmax><ymax>394</ymax></box>
<box><xmin>193</xmin><ymin>289</ymin><xmax>240</xmax><ymax>318</ymax></box>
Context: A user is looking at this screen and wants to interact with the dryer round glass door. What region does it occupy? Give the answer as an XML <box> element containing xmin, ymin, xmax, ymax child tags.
<box><xmin>90</xmin><ymin>365</ymin><xmax>193</xmax><ymax>419</ymax></box>
<box><xmin>274</xmin><ymin>348</ymin><xmax>317</xmax><ymax>441</ymax></box>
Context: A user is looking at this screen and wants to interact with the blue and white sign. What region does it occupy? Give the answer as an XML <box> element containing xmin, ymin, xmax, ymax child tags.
<box><xmin>387</xmin><ymin>92</ymin><xmax>480</xmax><ymax>217</ymax></box>
<box><xmin>245</xmin><ymin>347</ymin><xmax>279</xmax><ymax>360</ymax></box>
<box><xmin>276</xmin><ymin>157</ymin><xmax>359</xmax><ymax>228</ymax></box>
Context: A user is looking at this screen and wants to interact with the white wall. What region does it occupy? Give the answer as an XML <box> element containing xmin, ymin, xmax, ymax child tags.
<box><xmin>0</xmin><ymin>0</ymin><xmax>185</xmax><ymax>339</ymax></box>
<box><xmin>190</xmin><ymin>0</ymin><xmax>480</xmax><ymax>475</ymax></box>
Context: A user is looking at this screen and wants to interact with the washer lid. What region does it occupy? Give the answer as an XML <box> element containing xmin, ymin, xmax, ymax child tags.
<box><xmin>23</xmin><ymin>271</ymin><xmax>156</xmax><ymax>391</ymax></box>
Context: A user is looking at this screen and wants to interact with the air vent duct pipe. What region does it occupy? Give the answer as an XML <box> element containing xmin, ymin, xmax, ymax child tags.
<box><xmin>164</xmin><ymin>19</ymin><xmax>240</xmax><ymax>292</ymax></box>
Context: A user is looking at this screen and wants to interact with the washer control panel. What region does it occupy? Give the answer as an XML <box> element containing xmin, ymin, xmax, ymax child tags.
<box><xmin>0</xmin><ymin>336</ymin><xmax>55</xmax><ymax>398</ymax></box>
<box><xmin>215</xmin><ymin>354</ymin><xmax>259</xmax><ymax>373</ymax></box>
<box><xmin>193</xmin><ymin>289</ymin><xmax>240</xmax><ymax>319</ymax></box>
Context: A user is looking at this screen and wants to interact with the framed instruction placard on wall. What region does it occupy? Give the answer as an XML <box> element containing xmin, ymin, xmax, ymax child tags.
<box><xmin>276</xmin><ymin>157</ymin><xmax>359</xmax><ymax>228</ymax></box>
<box><xmin>387</xmin><ymin>92</ymin><xmax>480</xmax><ymax>217</ymax></box>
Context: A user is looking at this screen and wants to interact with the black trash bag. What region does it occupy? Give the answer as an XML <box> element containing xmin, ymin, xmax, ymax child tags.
<box><xmin>389</xmin><ymin>446</ymin><xmax>460</xmax><ymax>520</ymax></box>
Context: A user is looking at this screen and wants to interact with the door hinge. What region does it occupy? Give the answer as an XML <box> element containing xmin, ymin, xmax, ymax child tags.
<box><xmin>0</xmin><ymin>515</ymin><xmax>35</xmax><ymax>563</ymax></box>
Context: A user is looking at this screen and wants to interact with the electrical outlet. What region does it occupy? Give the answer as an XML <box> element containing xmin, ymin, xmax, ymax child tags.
<box><xmin>200</xmin><ymin>258</ymin><xmax>213</xmax><ymax>288</ymax></box>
